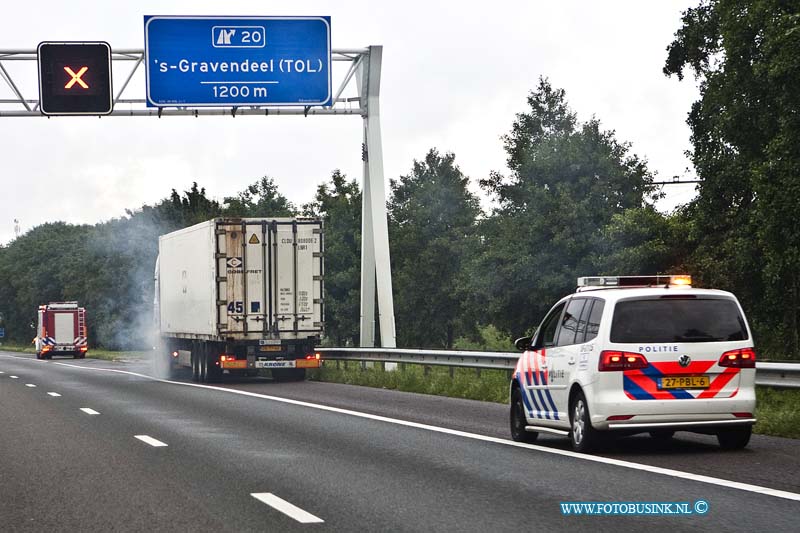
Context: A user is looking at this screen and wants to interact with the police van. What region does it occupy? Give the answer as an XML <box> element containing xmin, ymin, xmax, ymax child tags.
<box><xmin>510</xmin><ymin>275</ymin><xmax>756</xmax><ymax>452</ymax></box>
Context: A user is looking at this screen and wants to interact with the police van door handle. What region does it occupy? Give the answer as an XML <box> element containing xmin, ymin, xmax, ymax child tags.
<box><xmin>567</xmin><ymin>357</ymin><xmax>576</xmax><ymax>365</ymax></box>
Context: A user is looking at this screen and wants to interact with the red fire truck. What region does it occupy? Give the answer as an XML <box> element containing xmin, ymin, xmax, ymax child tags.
<box><xmin>35</xmin><ymin>302</ymin><xmax>88</xmax><ymax>359</ymax></box>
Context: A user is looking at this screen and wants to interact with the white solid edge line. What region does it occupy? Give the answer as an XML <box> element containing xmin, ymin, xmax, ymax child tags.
<box><xmin>47</xmin><ymin>392</ymin><xmax>61</xmax><ymax>397</ymax></box>
<box><xmin>251</xmin><ymin>493</ymin><xmax>324</xmax><ymax>524</ymax></box>
<box><xmin>2</xmin><ymin>353</ymin><xmax>799</xmax><ymax>503</ymax></box>
<box><xmin>79</xmin><ymin>408</ymin><xmax>100</xmax><ymax>415</ymax></box>
<box><xmin>134</xmin><ymin>435</ymin><xmax>168</xmax><ymax>447</ymax></box>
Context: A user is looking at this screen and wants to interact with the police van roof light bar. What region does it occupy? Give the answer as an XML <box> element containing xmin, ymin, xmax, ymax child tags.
<box><xmin>577</xmin><ymin>275</ymin><xmax>692</xmax><ymax>289</ymax></box>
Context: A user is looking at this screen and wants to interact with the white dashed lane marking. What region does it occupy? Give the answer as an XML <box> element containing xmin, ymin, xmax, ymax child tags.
<box><xmin>79</xmin><ymin>408</ymin><xmax>100</xmax><ymax>415</ymax></box>
<box><xmin>134</xmin><ymin>435</ymin><xmax>168</xmax><ymax>448</ymax></box>
<box><xmin>47</xmin><ymin>392</ymin><xmax>61</xmax><ymax>397</ymax></box>
<box><xmin>25</xmin><ymin>384</ymin><xmax>36</xmax><ymax>388</ymax></box>
<box><xmin>251</xmin><ymin>493</ymin><xmax>324</xmax><ymax>524</ymax></box>
<box><xmin>9</xmin><ymin>375</ymin><xmax>18</xmax><ymax>379</ymax></box>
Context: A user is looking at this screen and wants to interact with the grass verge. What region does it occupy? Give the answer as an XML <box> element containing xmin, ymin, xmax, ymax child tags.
<box><xmin>310</xmin><ymin>361</ymin><xmax>800</xmax><ymax>439</ymax></box>
<box><xmin>755</xmin><ymin>387</ymin><xmax>800</xmax><ymax>439</ymax></box>
<box><xmin>0</xmin><ymin>342</ymin><xmax>149</xmax><ymax>362</ymax></box>
<box><xmin>309</xmin><ymin>361</ymin><xmax>510</xmax><ymax>403</ymax></box>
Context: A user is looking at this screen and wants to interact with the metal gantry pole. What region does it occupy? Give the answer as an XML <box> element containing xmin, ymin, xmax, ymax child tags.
<box><xmin>358</xmin><ymin>46</ymin><xmax>396</xmax><ymax>348</ymax></box>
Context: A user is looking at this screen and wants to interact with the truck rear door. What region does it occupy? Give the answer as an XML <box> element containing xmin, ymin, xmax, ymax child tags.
<box><xmin>54</xmin><ymin>312</ymin><xmax>76</xmax><ymax>345</ymax></box>
<box><xmin>274</xmin><ymin>221</ymin><xmax>323</xmax><ymax>335</ymax></box>
<box><xmin>217</xmin><ymin>219</ymin><xmax>323</xmax><ymax>338</ymax></box>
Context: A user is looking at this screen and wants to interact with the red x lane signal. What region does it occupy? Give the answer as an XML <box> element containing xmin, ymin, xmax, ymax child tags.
<box><xmin>37</xmin><ymin>42</ymin><xmax>112</xmax><ymax>115</ymax></box>
<box><xmin>63</xmin><ymin>66</ymin><xmax>89</xmax><ymax>89</ymax></box>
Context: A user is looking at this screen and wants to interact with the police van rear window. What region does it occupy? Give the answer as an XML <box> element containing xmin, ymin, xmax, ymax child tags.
<box><xmin>610</xmin><ymin>298</ymin><xmax>748</xmax><ymax>343</ymax></box>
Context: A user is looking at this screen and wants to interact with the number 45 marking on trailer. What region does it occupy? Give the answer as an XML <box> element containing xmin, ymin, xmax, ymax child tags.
<box><xmin>227</xmin><ymin>301</ymin><xmax>244</xmax><ymax>314</ymax></box>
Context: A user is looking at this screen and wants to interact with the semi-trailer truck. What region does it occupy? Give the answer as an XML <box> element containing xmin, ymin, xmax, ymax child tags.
<box><xmin>154</xmin><ymin>218</ymin><xmax>324</xmax><ymax>382</ymax></box>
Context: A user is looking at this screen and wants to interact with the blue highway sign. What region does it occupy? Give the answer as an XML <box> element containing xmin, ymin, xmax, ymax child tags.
<box><xmin>144</xmin><ymin>16</ymin><xmax>331</xmax><ymax>107</ymax></box>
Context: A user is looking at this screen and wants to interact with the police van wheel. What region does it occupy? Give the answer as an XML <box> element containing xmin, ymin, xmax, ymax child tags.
<box><xmin>717</xmin><ymin>426</ymin><xmax>751</xmax><ymax>450</ymax></box>
<box><xmin>510</xmin><ymin>388</ymin><xmax>538</xmax><ymax>444</ymax></box>
<box><xmin>570</xmin><ymin>391</ymin><xmax>598</xmax><ymax>453</ymax></box>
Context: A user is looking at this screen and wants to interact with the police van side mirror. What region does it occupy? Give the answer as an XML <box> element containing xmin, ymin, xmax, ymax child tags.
<box><xmin>514</xmin><ymin>336</ymin><xmax>532</xmax><ymax>351</ymax></box>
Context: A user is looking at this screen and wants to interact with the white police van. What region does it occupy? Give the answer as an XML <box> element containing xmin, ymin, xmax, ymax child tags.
<box><xmin>510</xmin><ymin>275</ymin><xmax>757</xmax><ymax>452</ymax></box>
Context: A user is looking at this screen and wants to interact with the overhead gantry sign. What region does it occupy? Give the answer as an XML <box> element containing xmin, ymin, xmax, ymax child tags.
<box><xmin>0</xmin><ymin>15</ymin><xmax>396</xmax><ymax>348</ymax></box>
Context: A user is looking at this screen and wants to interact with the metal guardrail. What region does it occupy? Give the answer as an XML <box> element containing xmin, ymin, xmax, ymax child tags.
<box><xmin>318</xmin><ymin>348</ymin><xmax>800</xmax><ymax>389</ymax></box>
<box><xmin>754</xmin><ymin>362</ymin><xmax>800</xmax><ymax>389</ymax></box>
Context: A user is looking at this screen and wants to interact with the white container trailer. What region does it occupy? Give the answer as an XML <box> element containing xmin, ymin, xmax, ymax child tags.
<box><xmin>155</xmin><ymin>218</ymin><xmax>324</xmax><ymax>382</ymax></box>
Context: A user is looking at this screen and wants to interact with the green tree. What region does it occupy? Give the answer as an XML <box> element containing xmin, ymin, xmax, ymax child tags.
<box><xmin>0</xmin><ymin>222</ymin><xmax>92</xmax><ymax>344</ymax></box>
<box><xmin>165</xmin><ymin>182</ymin><xmax>223</xmax><ymax>226</ymax></box>
<box><xmin>664</xmin><ymin>0</ymin><xmax>800</xmax><ymax>357</ymax></box>
<box><xmin>474</xmin><ymin>79</ymin><xmax>659</xmax><ymax>336</ymax></box>
<box><xmin>223</xmin><ymin>176</ymin><xmax>296</xmax><ymax>217</ymax></box>
<box><xmin>389</xmin><ymin>149</ymin><xmax>481</xmax><ymax>348</ymax></box>
<box><xmin>591</xmin><ymin>206</ymin><xmax>693</xmax><ymax>277</ymax></box>
<box><xmin>303</xmin><ymin>170</ymin><xmax>362</xmax><ymax>346</ymax></box>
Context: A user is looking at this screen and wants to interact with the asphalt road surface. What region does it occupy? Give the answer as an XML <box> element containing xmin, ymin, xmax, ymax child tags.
<box><xmin>1</xmin><ymin>350</ymin><xmax>798</xmax><ymax>532</ymax></box>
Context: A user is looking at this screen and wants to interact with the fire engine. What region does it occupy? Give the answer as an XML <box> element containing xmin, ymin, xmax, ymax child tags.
<box><xmin>35</xmin><ymin>302</ymin><xmax>88</xmax><ymax>359</ymax></box>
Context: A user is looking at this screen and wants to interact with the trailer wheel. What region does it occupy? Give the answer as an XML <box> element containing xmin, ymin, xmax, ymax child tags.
<box><xmin>205</xmin><ymin>349</ymin><xmax>222</xmax><ymax>383</ymax></box>
<box><xmin>198</xmin><ymin>348</ymin><xmax>207</xmax><ymax>383</ymax></box>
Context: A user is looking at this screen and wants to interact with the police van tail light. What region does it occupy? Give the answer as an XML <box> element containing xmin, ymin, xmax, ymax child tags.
<box><xmin>598</xmin><ymin>351</ymin><xmax>649</xmax><ymax>371</ymax></box>
<box><xmin>719</xmin><ymin>348</ymin><xmax>756</xmax><ymax>368</ymax></box>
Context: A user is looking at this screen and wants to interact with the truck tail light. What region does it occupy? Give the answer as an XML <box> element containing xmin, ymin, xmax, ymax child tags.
<box><xmin>598</xmin><ymin>350</ymin><xmax>649</xmax><ymax>371</ymax></box>
<box><xmin>219</xmin><ymin>354</ymin><xmax>235</xmax><ymax>362</ymax></box>
<box><xmin>305</xmin><ymin>353</ymin><xmax>322</xmax><ymax>360</ymax></box>
<box><xmin>171</xmin><ymin>351</ymin><xmax>179</xmax><ymax>358</ymax></box>
<box><xmin>80</xmin><ymin>346</ymin><xmax>88</xmax><ymax>352</ymax></box>
<box><xmin>42</xmin><ymin>345</ymin><xmax>51</xmax><ymax>353</ymax></box>
<box><xmin>719</xmin><ymin>348</ymin><xmax>756</xmax><ymax>368</ymax></box>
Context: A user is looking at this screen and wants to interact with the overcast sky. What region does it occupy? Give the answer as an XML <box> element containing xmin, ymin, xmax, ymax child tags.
<box><xmin>0</xmin><ymin>1</ymin><xmax>701</xmax><ymax>245</ymax></box>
